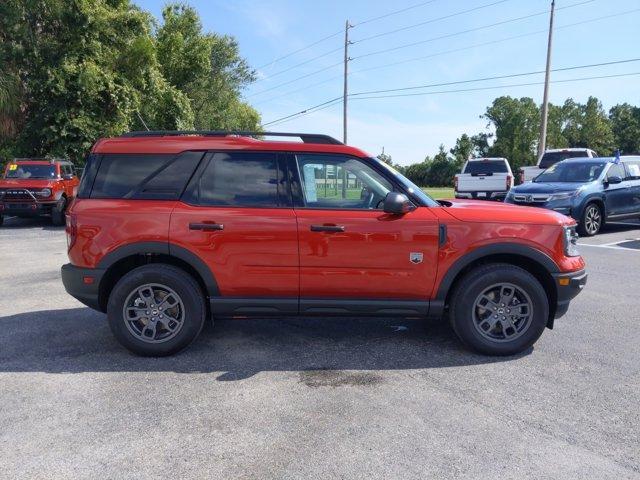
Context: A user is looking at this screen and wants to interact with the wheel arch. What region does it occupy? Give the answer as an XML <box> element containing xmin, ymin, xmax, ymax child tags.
<box><xmin>431</xmin><ymin>243</ymin><xmax>559</xmax><ymax>327</ymax></box>
<box><xmin>578</xmin><ymin>195</ymin><xmax>606</xmax><ymax>222</ymax></box>
<box><xmin>96</xmin><ymin>242</ymin><xmax>219</xmax><ymax>312</ymax></box>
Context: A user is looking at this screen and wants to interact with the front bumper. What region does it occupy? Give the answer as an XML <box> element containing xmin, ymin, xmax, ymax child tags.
<box><xmin>552</xmin><ymin>269</ymin><xmax>588</xmax><ymax>320</ymax></box>
<box><xmin>505</xmin><ymin>198</ymin><xmax>576</xmax><ymax>219</ymax></box>
<box><xmin>61</xmin><ymin>263</ymin><xmax>105</xmax><ymax>311</ymax></box>
<box><xmin>1</xmin><ymin>201</ymin><xmax>57</xmax><ymax>216</ymax></box>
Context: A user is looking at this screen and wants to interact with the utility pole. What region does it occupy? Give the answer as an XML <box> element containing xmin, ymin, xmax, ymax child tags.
<box><xmin>538</xmin><ymin>0</ymin><xmax>555</xmax><ymax>158</ymax></box>
<box><xmin>343</xmin><ymin>20</ymin><xmax>351</xmax><ymax>144</ymax></box>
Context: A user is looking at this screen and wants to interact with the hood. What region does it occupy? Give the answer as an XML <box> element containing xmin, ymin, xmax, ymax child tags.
<box><xmin>440</xmin><ymin>199</ymin><xmax>572</xmax><ymax>226</ymax></box>
<box><xmin>513</xmin><ymin>182</ymin><xmax>585</xmax><ymax>194</ymax></box>
<box><xmin>0</xmin><ymin>178</ymin><xmax>56</xmax><ymax>190</ymax></box>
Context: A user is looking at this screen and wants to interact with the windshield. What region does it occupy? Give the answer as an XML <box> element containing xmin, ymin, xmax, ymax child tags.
<box><xmin>5</xmin><ymin>164</ymin><xmax>56</xmax><ymax>179</ymax></box>
<box><xmin>371</xmin><ymin>158</ymin><xmax>439</xmax><ymax>207</ymax></box>
<box><xmin>534</xmin><ymin>161</ymin><xmax>605</xmax><ymax>183</ymax></box>
<box><xmin>463</xmin><ymin>160</ymin><xmax>508</xmax><ymax>175</ymax></box>
<box><xmin>539</xmin><ymin>151</ymin><xmax>590</xmax><ymax>169</ymax></box>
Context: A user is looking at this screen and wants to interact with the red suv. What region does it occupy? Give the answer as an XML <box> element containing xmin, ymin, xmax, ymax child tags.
<box><xmin>61</xmin><ymin>131</ymin><xmax>587</xmax><ymax>356</ymax></box>
<box><xmin>0</xmin><ymin>159</ymin><xmax>79</xmax><ymax>226</ymax></box>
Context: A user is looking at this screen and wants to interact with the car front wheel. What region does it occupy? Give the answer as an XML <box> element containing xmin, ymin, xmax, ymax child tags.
<box><xmin>107</xmin><ymin>264</ymin><xmax>206</xmax><ymax>356</ymax></box>
<box><xmin>578</xmin><ymin>203</ymin><xmax>602</xmax><ymax>236</ymax></box>
<box><xmin>449</xmin><ymin>263</ymin><xmax>549</xmax><ymax>356</ymax></box>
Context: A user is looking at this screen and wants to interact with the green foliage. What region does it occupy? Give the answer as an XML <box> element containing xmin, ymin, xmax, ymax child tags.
<box><xmin>376</xmin><ymin>150</ymin><xmax>393</xmax><ymax>165</ymax></box>
<box><xmin>609</xmin><ymin>103</ymin><xmax>640</xmax><ymax>154</ymax></box>
<box><xmin>0</xmin><ymin>0</ymin><xmax>259</xmax><ymax>164</ymax></box>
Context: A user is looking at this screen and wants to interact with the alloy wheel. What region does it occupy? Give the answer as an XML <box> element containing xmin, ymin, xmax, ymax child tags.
<box><xmin>472</xmin><ymin>283</ymin><xmax>533</xmax><ymax>343</ymax></box>
<box><xmin>122</xmin><ymin>283</ymin><xmax>185</xmax><ymax>343</ymax></box>
<box><xmin>584</xmin><ymin>205</ymin><xmax>601</xmax><ymax>235</ymax></box>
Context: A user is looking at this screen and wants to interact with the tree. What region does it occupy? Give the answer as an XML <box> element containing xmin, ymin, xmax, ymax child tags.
<box><xmin>425</xmin><ymin>145</ymin><xmax>457</xmax><ymax>187</ymax></box>
<box><xmin>450</xmin><ymin>134</ymin><xmax>474</xmax><ymax>167</ymax></box>
<box><xmin>155</xmin><ymin>4</ymin><xmax>259</xmax><ymax>131</ymax></box>
<box><xmin>482</xmin><ymin>96</ymin><xmax>540</xmax><ymax>173</ymax></box>
<box><xmin>404</xmin><ymin>159</ymin><xmax>431</xmax><ymax>186</ymax></box>
<box><xmin>609</xmin><ymin>103</ymin><xmax>640</xmax><ymax>154</ymax></box>
<box><xmin>561</xmin><ymin>97</ymin><xmax>615</xmax><ymax>155</ymax></box>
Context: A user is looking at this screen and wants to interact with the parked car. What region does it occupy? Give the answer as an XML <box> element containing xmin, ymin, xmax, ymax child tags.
<box><xmin>0</xmin><ymin>158</ymin><xmax>79</xmax><ymax>226</ymax></box>
<box><xmin>520</xmin><ymin>148</ymin><xmax>597</xmax><ymax>183</ymax></box>
<box><xmin>454</xmin><ymin>157</ymin><xmax>513</xmax><ymax>201</ymax></box>
<box><xmin>506</xmin><ymin>156</ymin><xmax>640</xmax><ymax>236</ymax></box>
<box><xmin>61</xmin><ymin>130</ymin><xmax>587</xmax><ymax>357</ymax></box>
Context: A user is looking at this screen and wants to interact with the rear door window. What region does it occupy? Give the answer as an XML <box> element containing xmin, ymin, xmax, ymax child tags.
<box><xmin>463</xmin><ymin>160</ymin><xmax>508</xmax><ymax>175</ymax></box>
<box><xmin>624</xmin><ymin>161</ymin><xmax>640</xmax><ymax>180</ymax></box>
<box><xmin>539</xmin><ymin>151</ymin><xmax>589</xmax><ymax>169</ymax></box>
<box><xmin>188</xmin><ymin>152</ymin><xmax>281</xmax><ymax>207</ymax></box>
<box><xmin>91</xmin><ymin>152</ymin><xmax>203</xmax><ymax>199</ymax></box>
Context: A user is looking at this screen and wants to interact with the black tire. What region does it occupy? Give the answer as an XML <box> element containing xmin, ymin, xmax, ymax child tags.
<box><xmin>449</xmin><ymin>263</ymin><xmax>549</xmax><ymax>356</ymax></box>
<box><xmin>0</xmin><ymin>215</ymin><xmax>3</xmax><ymax>227</ymax></box>
<box><xmin>107</xmin><ymin>264</ymin><xmax>206</xmax><ymax>356</ymax></box>
<box><xmin>577</xmin><ymin>202</ymin><xmax>602</xmax><ymax>237</ymax></box>
<box><xmin>51</xmin><ymin>197</ymin><xmax>66</xmax><ymax>226</ymax></box>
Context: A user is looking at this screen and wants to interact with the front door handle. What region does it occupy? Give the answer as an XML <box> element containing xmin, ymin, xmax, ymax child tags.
<box><xmin>310</xmin><ymin>224</ymin><xmax>345</xmax><ymax>232</ymax></box>
<box><xmin>189</xmin><ymin>222</ymin><xmax>224</xmax><ymax>231</ymax></box>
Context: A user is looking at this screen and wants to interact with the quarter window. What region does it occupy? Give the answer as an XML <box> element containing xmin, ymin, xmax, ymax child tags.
<box><xmin>195</xmin><ymin>152</ymin><xmax>279</xmax><ymax>207</ymax></box>
<box><xmin>296</xmin><ymin>154</ymin><xmax>392</xmax><ymax>209</ymax></box>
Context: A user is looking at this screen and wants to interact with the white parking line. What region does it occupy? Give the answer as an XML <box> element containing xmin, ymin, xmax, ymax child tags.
<box><xmin>578</xmin><ymin>238</ymin><xmax>640</xmax><ymax>251</ymax></box>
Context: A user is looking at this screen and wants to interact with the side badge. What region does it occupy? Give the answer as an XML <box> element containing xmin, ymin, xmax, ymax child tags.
<box><xmin>409</xmin><ymin>252</ymin><xmax>423</xmax><ymax>264</ymax></box>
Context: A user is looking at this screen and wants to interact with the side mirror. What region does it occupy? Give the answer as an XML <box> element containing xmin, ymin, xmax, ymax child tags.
<box><xmin>606</xmin><ymin>175</ymin><xmax>622</xmax><ymax>185</ymax></box>
<box><xmin>383</xmin><ymin>192</ymin><xmax>415</xmax><ymax>215</ymax></box>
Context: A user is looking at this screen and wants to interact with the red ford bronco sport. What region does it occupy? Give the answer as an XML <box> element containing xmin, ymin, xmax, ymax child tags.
<box><xmin>61</xmin><ymin>131</ymin><xmax>587</xmax><ymax>357</ymax></box>
<box><xmin>0</xmin><ymin>159</ymin><xmax>79</xmax><ymax>226</ymax></box>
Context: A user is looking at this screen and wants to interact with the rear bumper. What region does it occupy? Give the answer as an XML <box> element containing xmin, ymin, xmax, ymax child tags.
<box><xmin>552</xmin><ymin>269</ymin><xmax>588</xmax><ymax>320</ymax></box>
<box><xmin>61</xmin><ymin>263</ymin><xmax>105</xmax><ymax>311</ymax></box>
<box><xmin>455</xmin><ymin>191</ymin><xmax>508</xmax><ymax>201</ymax></box>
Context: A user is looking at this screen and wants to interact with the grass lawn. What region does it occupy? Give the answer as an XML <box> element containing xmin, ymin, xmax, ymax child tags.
<box><xmin>421</xmin><ymin>187</ymin><xmax>454</xmax><ymax>199</ymax></box>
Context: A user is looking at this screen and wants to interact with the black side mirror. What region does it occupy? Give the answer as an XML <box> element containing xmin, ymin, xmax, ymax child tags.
<box><xmin>383</xmin><ymin>192</ymin><xmax>415</xmax><ymax>214</ymax></box>
<box><xmin>606</xmin><ymin>175</ymin><xmax>623</xmax><ymax>185</ymax></box>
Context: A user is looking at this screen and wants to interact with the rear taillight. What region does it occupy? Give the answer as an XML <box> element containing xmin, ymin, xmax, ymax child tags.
<box><xmin>65</xmin><ymin>213</ymin><xmax>77</xmax><ymax>250</ymax></box>
<box><xmin>506</xmin><ymin>174</ymin><xmax>512</xmax><ymax>190</ymax></box>
<box><xmin>454</xmin><ymin>176</ymin><xmax>458</xmax><ymax>191</ymax></box>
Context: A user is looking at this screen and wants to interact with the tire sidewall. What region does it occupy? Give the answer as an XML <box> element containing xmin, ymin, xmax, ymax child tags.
<box><xmin>51</xmin><ymin>197</ymin><xmax>66</xmax><ymax>226</ymax></box>
<box><xmin>107</xmin><ymin>265</ymin><xmax>205</xmax><ymax>356</ymax></box>
<box><xmin>579</xmin><ymin>203</ymin><xmax>602</xmax><ymax>237</ymax></box>
<box><xmin>451</xmin><ymin>266</ymin><xmax>549</xmax><ymax>356</ymax></box>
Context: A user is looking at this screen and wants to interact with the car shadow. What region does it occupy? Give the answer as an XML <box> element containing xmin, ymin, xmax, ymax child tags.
<box><xmin>0</xmin><ymin>307</ymin><xmax>529</xmax><ymax>380</ymax></box>
<box><xmin>601</xmin><ymin>220</ymin><xmax>640</xmax><ymax>233</ymax></box>
<box><xmin>1</xmin><ymin>216</ymin><xmax>63</xmax><ymax>231</ymax></box>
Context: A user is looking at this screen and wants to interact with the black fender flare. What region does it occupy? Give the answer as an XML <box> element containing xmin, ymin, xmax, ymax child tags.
<box><xmin>97</xmin><ymin>241</ymin><xmax>220</xmax><ymax>296</ymax></box>
<box><xmin>429</xmin><ymin>242</ymin><xmax>559</xmax><ymax>317</ymax></box>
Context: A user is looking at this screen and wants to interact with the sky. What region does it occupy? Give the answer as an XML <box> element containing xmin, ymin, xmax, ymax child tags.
<box><xmin>134</xmin><ymin>0</ymin><xmax>640</xmax><ymax>165</ymax></box>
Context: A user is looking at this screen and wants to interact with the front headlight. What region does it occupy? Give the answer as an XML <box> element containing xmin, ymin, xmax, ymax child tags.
<box><xmin>36</xmin><ymin>188</ymin><xmax>52</xmax><ymax>197</ymax></box>
<box><xmin>563</xmin><ymin>225</ymin><xmax>580</xmax><ymax>257</ymax></box>
<box><xmin>549</xmin><ymin>190</ymin><xmax>578</xmax><ymax>201</ymax></box>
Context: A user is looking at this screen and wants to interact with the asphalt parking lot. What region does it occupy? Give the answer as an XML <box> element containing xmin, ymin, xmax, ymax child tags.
<box><xmin>1</xmin><ymin>216</ymin><xmax>639</xmax><ymax>479</ymax></box>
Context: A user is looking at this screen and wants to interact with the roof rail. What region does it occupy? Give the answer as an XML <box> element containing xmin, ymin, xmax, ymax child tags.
<box><xmin>120</xmin><ymin>130</ymin><xmax>343</xmax><ymax>145</ymax></box>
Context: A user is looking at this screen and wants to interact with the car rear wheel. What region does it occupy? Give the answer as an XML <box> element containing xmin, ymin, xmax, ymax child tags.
<box><xmin>107</xmin><ymin>264</ymin><xmax>206</xmax><ymax>356</ymax></box>
<box><xmin>449</xmin><ymin>263</ymin><xmax>549</xmax><ymax>356</ymax></box>
<box><xmin>578</xmin><ymin>203</ymin><xmax>602</xmax><ymax>236</ymax></box>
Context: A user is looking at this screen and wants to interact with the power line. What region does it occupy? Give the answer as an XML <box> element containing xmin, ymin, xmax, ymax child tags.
<box><xmin>351</xmin><ymin>7</ymin><xmax>640</xmax><ymax>76</ymax></box>
<box><xmin>261</xmin><ymin>59</ymin><xmax>640</xmax><ymax>125</ymax></box>
<box><xmin>254</xmin><ymin>46</ymin><xmax>343</xmax><ymax>83</ymax></box>
<box><xmin>353</xmin><ymin>0</ymin><xmax>515</xmax><ymax>44</ymax></box>
<box><xmin>256</xmin><ymin>30</ymin><xmax>343</xmax><ymax>70</ymax></box>
<box><xmin>255</xmin><ymin>0</ymin><xmax>443</xmax><ymax>71</ymax></box>
<box><xmin>350</xmin><ymin>72</ymin><xmax>640</xmax><ymax>101</ymax></box>
<box><xmin>255</xmin><ymin>74</ymin><xmax>344</xmax><ymax>106</ymax></box>
<box><xmin>352</xmin><ymin>0</ymin><xmax>440</xmax><ymax>27</ymax></box>
<box><xmin>353</xmin><ymin>0</ymin><xmax>595</xmax><ymax>60</ymax></box>
<box><xmin>248</xmin><ymin>60</ymin><xmax>344</xmax><ymax>98</ymax></box>
<box><xmin>263</xmin><ymin>96</ymin><xmax>343</xmax><ymax>126</ymax></box>
<box><xmin>265</xmin><ymin>71</ymin><xmax>640</xmax><ymax>127</ymax></box>
<box><xmin>350</xmin><ymin>58</ymin><xmax>640</xmax><ymax>97</ymax></box>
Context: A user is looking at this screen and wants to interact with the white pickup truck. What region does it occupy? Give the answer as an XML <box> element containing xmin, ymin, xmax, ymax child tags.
<box><xmin>519</xmin><ymin>148</ymin><xmax>597</xmax><ymax>183</ymax></box>
<box><xmin>454</xmin><ymin>157</ymin><xmax>514</xmax><ymax>201</ymax></box>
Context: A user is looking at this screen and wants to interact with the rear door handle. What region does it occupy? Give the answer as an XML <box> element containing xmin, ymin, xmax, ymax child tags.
<box><xmin>189</xmin><ymin>222</ymin><xmax>224</xmax><ymax>231</ymax></box>
<box><xmin>310</xmin><ymin>225</ymin><xmax>345</xmax><ymax>232</ymax></box>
